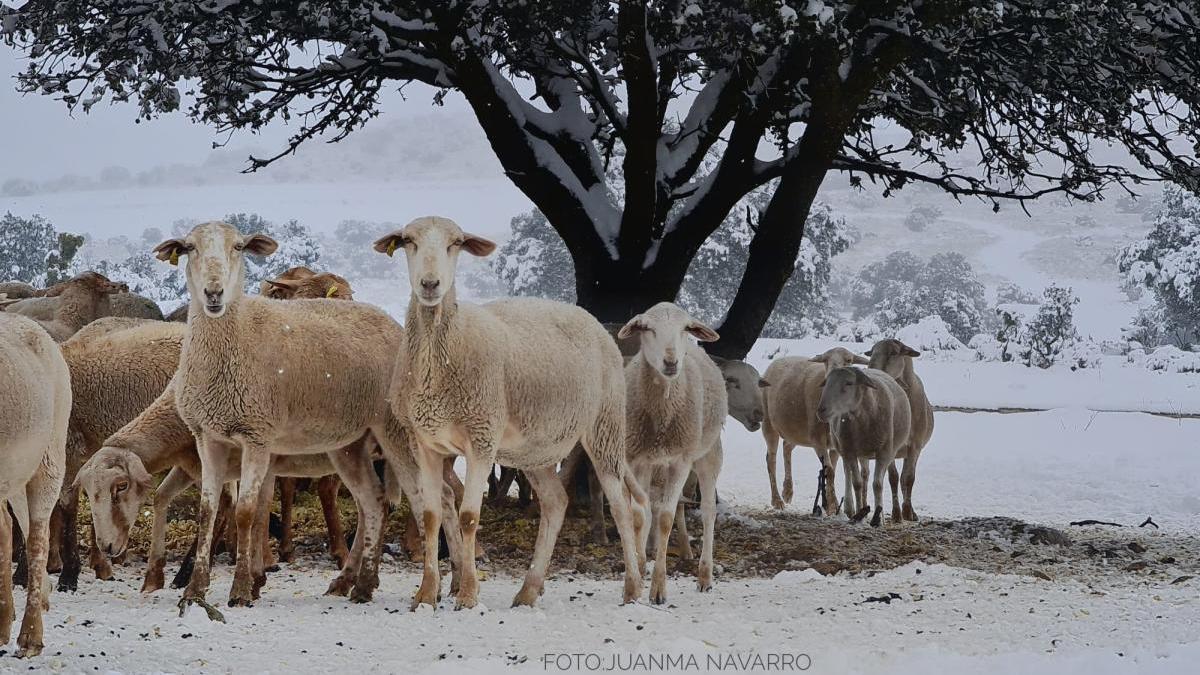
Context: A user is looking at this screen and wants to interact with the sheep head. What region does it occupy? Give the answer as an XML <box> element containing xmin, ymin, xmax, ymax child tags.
<box><xmin>811</xmin><ymin>346</ymin><xmax>870</xmax><ymax>372</ymax></box>
<box><xmin>618</xmin><ymin>302</ymin><xmax>718</xmax><ymax>381</ymax></box>
<box><xmin>373</xmin><ymin>216</ymin><xmax>495</xmax><ymax>308</ymax></box>
<box><xmin>43</xmin><ymin>271</ymin><xmax>129</xmax><ymax>299</ymax></box>
<box><xmin>865</xmin><ymin>338</ymin><xmax>921</xmax><ymax>378</ymax></box>
<box><xmin>72</xmin><ymin>446</ymin><xmax>154</xmax><ymax>558</ymax></box>
<box><xmin>816</xmin><ymin>366</ymin><xmax>879</xmax><ymax>423</ymax></box>
<box><xmin>263</xmin><ymin>271</ymin><xmax>354</xmax><ymax>300</ymax></box>
<box><xmin>709</xmin><ymin>355</ymin><xmax>768</xmax><ymax>432</ymax></box>
<box><xmin>154</xmin><ymin>221</ymin><xmax>277</xmax><ymax>318</ymax></box>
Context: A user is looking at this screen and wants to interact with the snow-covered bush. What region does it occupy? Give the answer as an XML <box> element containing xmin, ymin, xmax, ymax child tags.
<box><xmin>224</xmin><ymin>213</ymin><xmax>323</xmax><ymax>293</ymax></box>
<box><xmin>1122</xmin><ymin>304</ymin><xmax>1168</xmax><ymax>351</ymax></box>
<box><xmin>969</xmin><ymin>333</ymin><xmax>1004</xmax><ymax>362</ymax></box>
<box><xmin>91</xmin><ymin>251</ymin><xmax>187</xmax><ymax>303</ymax></box>
<box><xmin>850</xmin><ymin>250</ymin><xmax>986</xmax><ymax>343</ymax></box>
<box><xmin>1142</xmin><ymin>345</ymin><xmax>1200</xmax><ymax>373</ymax></box>
<box><xmin>1062</xmin><ymin>339</ymin><xmax>1103</xmax><ymax>371</ymax></box>
<box><xmin>904</xmin><ymin>203</ymin><xmax>942</xmax><ymax>232</ymax></box>
<box><xmin>835</xmin><ymin>318</ymin><xmax>882</xmax><ymax>343</ymax></box>
<box><xmin>1022</xmin><ymin>285</ymin><xmax>1080</xmax><ymax>369</ymax></box>
<box><xmin>491</xmin><ymin>209</ymin><xmax>576</xmax><ymax>303</ymax></box>
<box><xmin>1118</xmin><ymin>186</ymin><xmax>1200</xmax><ymax>349</ymax></box>
<box><xmin>0</xmin><ymin>212</ymin><xmax>82</xmax><ymax>284</ymax></box>
<box><xmin>894</xmin><ymin>316</ymin><xmax>965</xmax><ymax>352</ymax></box>
<box><xmin>995</xmin><ymin>282</ymin><xmax>1039</xmax><ymax>305</ymax></box>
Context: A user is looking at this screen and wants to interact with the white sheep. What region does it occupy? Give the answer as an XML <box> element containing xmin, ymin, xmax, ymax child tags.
<box><xmin>866</xmin><ymin>339</ymin><xmax>935</xmax><ymax>522</ymax></box>
<box><xmin>0</xmin><ymin>313</ymin><xmax>71</xmax><ymax>658</ymax></box>
<box><xmin>374</xmin><ymin>216</ymin><xmax>647</xmax><ymax>610</ymax></box>
<box><xmin>618</xmin><ymin>302</ymin><xmax>726</xmax><ymax>604</ymax></box>
<box><xmin>761</xmin><ymin>347</ymin><xmax>868</xmax><ymax>515</ymax></box>
<box><xmin>815</xmin><ymin>366</ymin><xmax>912</xmax><ymax>527</ymax></box>
<box><xmin>152</xmin><ymin>221</ymin><xmax>450</xmax><ymax>614</ymax></box>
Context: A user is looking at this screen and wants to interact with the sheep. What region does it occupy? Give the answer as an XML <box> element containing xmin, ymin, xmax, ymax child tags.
<box><xmin>7</xmin><ymin>272</ymin><xmax>129</xmax><ymax>342</ymax></box>
<box><xmin>815</xmin><ymin>366</ymin><xmax>912</xmax><ymax>527</ymax></box>
<box><xmin>110</xmin><ymin>292</ymin><xmax>166</xmax><ymax>321</ymax></box>
<box><xmin>5</xmin><ymin>288</ymin><xmax>161</xmax><ymax>322</ymax></box>
<box><xmin>618</xmin><ymin>302</ymin><xmax>726</xmax><ymax>604</ymax></box>
<box><xmin>374</xmin><ymin>215</ymin><xmax>647</xmax><ymax>609</ymax></box>
<box><xmin>760</xmin><ymin>347</ymin><xmax>868</xmax><ymax>515</ymax></box>
<box><xmin>257</xmin><ymin>266</ymin><xmax>355</xmax><ymax>565</ymax></box>
<box><xmin>866</xmin><ymin>339</ymin><xmax>935</xmax><ymax>522</ymax></box>
<box><xmin>165</xmin><ymin>304</ymin><xmax>188</xmax><ymax>323</ymax></box>
<box><xmin>0</xmin><ymin>281</ymin><xmax>38</xmax><ymax>300</ymax></box>
<box><xmin>52</xmin><ymin>319</ymin><xmax>185</xmax><ymax>592</ymax></box>
<box><xmin>152</xmin><ymin>221</ymin><xmax>456</xmax><ymax>613</ymax></box>
<box><xmin>0</xmin><ymin>313</ymin><xmax>71</xmax><ymax>658</ymax></box>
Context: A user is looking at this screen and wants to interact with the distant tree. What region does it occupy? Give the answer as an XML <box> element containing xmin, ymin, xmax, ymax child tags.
<box><xmin>222</xmin><ymin>213</ymin><xmax>323</xmax><ymax>292</ymax></box>
<box><xmin>1119</xmin><ymin>187</ymin><xmax>1200</xmax><ymax>349</ymax></box>
<box><xmin>1022</xmin><ymin>285</ymin><xmax>1081</xmax><ymax>368</ymax></box>
<box><xmin>995</xmin><ymin>282</ymin><xmax>1039</xmax><ymax>306</ymax></box>
<box><xmin>850</xmin><ymin>251</ymin><xmax>986</xmax><ymax>342</ymax></box>
<box><xmin>94</xmin><ymin>251</ymin><xmax>187</xmax><ymax>303</ymax></box>
<box><xmin>12</xmin><ymin>1</ymin><xmax>1200</xmax><ymax>357</ymax></box>
<box><xmin>492</xmin><ymin>210</ymin><xmax>577</xmax><ymax>304</ymax></box>
<box><xmin>0</xmin><ymin>212</ymin><xmax>81</xmax><ymax>284</ymax></box>
<box><xmin>904</xmin><ymin>204</ymin><xmax>942</xmax><ymax>232</ymax></box>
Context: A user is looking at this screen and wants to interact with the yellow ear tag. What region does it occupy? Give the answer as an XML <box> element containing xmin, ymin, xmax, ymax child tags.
<box><xmin>169</xmin><ymin>250</ymin><xmax>179</xmax><ymax>266</ymax></box>
<box><xmin>386</xmin><ymin>239</ymin><xmax>397</xmax><ymax>257</ymax></box>
<box><xmin>326</xmin><ymin>284</ymin><xmax>338</xmax><ymax>298</ymax></box>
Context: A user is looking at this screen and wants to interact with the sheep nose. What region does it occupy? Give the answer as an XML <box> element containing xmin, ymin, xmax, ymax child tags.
<box><xmin>752</xmin><ymin>409</ymin><xmax>764</xmax><ymax>423</ymax></box>
<box><xmin>662</xmin><ymin>359</ymin><xmax>678</xmax><ymax>376</ymax></box>
<box><xmin>420</xmin><ymin>278</ymin><xmax>440</xmax><ymax>292</ymax></box>
<box><xmin>204</xmin><ymin>287</ymin><xmax>223</xmax><ymax>304</ymax></box>
<box><xmin>103</xmin><ymin>543</ymin><xmax>114</xmax><ymax>555</ymax></box>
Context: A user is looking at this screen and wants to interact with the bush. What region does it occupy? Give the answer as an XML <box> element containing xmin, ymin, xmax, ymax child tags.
<box><xmin>904</xmin><ymin>203</ymin><xmax>942</xmax><ymax>232</ymax></box>
<box><xmin>850</xmin><ymin>250</ymin><xmax>986</xmax><ymax>343</ymax></box>
<box><xmin>895</xmin><ymin>316</ymin><xmax>965</xmax><ymax>352</ymax></box>
<box><xmin>1022</xmin><ymin>285</ymin><xmax>1081</xmax><ymax>369</ymax></box>
<box><xmin>0</xmin><ymin>212</ymin><xmax>82</xmax><ymax>285</ymax></box>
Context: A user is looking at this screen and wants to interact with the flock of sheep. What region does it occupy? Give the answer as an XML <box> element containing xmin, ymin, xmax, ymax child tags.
<box><xmin>0</xmin><ymin>216</ymin><xmax>934</xmax><ymax>658</ymax></box>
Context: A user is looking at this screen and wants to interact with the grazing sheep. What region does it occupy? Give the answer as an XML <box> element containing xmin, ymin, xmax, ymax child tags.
<box><xmin>760</xmin><ymin>348</ymin><xmax>868</xmax><ymax>515</ymax></box>
<box><xmin>18</xmin><ymin>272</ymin><xmax>129</xmax><ymax>342</ymax></box>
<box><xmin>53</xmin><ymin>319</ymin><xmax>185</xmax><ymax>591</ymax></box>
<box><xmin>110</xmin><ymin>293</ymin><xmax>166</xmax><ymax>321</ymax></box>
<box><xmin>375</xmin><ymin>216</ymin><xmax>647</xmax><ymax>609</ymax></box>
<box><xmin>6</xmin><ymin>289</ymin><xmax>161</xmax><ymax>322</ymax></box>
<box><xmin>710</xmin><ymin>357</ymin><xmax>768</xmax><ymax>433</ymax></box>
<box><xmin>866</xmin><ymin>339</ymin><xmax>935</xmax><ymax>522</ymax></box>
<box><xmin>260</xmin><ymin>267</ymin><xmax>353</xmax><ymax>301</ymax></box>
<box><xmin>153</xmin><ymin>221</ymin><xmax>452</xmax><ymax>612</ymax></box>
<box><xmin>0</xmin><ymin>313</ymin><xmax>71</xmax><ymax>658</ymax></box>
<box><xmin>619</xmin><ymin>303</ymin><xmax>726</xmax><ymax>604</ymax></box>
<box><xmin>815</xmin><ymin>367</ymin><xmax>912</xmax><ymax>527</ymax></box>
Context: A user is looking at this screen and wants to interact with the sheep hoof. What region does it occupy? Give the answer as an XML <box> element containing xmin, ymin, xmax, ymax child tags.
<box><xmin>891</xmin><ymin>508</ymin><xmax>903</xmax><ymax>524</ymax></box>
<box><xmin>782</xmin><ymin>481</ymin><xmax>794</xmax><ymax>504</ymax></box>
<box><xmin>649</xmin><ymin>584</ymin><xmax>667</xmax><ymax>605</ymax></box>
<box><xmin>623</xmin><ymin>575</ymin><xmax>642</xmax><ymax>605</ymax></box>
<box><xmin>178</xmin><ymin>596</ymin><xmax>226</xmax><ymax>623</ymax></box>
<box><xmin>325</xmin><ymin>576</ymin><xmax>354</xmax><ymax>597</ymax></box>
<box><xmin>511</xmin><ymin>585</ymin><xmax>540</xmax><ymax>608</ymax></box>
<box><xmin>812</xmin><ymin>504</ymin><xmax>823</xmax><ymax>517</ymax></box>
<box><xmin>93</xmin><ymin>563</ymin><xmax>114</xmax><ymax>582</ymax></box>
<box><xmin>903</xmin><ymin>505</ymin><xmax>918</xmax><ymax>522</ymax></box>
<box><xmin>16</xmin><ymin>637</ymin><xmax>43</xmax><ymax>660</ymax></box>
<box><xmin>349</xmin><ymin>586</ymin><xmax>374</xmax><ymax>604</ymax></box>
<box><xmin>850</xmin><ymin>507</ymin><xmax>870</xmax><ymax>524</ymax></box>
<box><xmin>771</xmin><ymin>497</ymin><xmax>784</xmax><ymax>510</ymax></box>
<box><xmin>870</xmin><ymin>509</ymin><xmax>882</xmax><ymax>528</ymax></box>
<box><xmin>454</xmin><ymin>593</ymin><xmax>479</xmax><ymax>611</ymax></box>
<box><xmin>697</xmin><ymin>563</ymin><xmax>713</xmax><ymax>592</ymax></box>
<box><xmin>57</xmin><ymin>572</ymin><xmax>79</xmax><ymax>593</ymax></box>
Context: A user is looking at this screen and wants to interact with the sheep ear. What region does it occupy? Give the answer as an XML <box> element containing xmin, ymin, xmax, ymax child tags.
<box><xmin>853</xmin><ymin>354</ymin><xmax>870</xmax><ymax>365</ymax></box>
<box><xmin>855</xmin><ymin>369</ymin><xmax>879</xmax><ymax>389</ymax></box>
<box><xmin>758</xmin><ymin>378</ymin><xmax>771</xmax><ymax>388</ymax></box>
<box><xmin>811</xmin><ymin>353</ymin><xmax>828</xmax><ymax>363</ymax></box>
<box><xmin>617</xmin><ymin>315</ymin><xmax>647</xmax><ymax>340</ymax></box>
<box><xmin>373</xmin><ymin>231</ymin><xmax>407</xmax><ymax>257</ymax></box>
<box><xmin>242</xmin><ymin>234</ymin><xmax>278</xmax><ymax>256</ymax></box>
<box><xmin>462</xmin><ymin>233</ymin><xmax>497</xmax><ymax>257</ymax></box>
<box><xmin>900</xmin><ymin>343</ymin><xmax>921</xmax><ymax>357</ymax></box>
<box><xmin>154</xmin><ymin>238</ymin><xmax>188</xmax><ymax>264</ymax></box>
<box><xmin>128</xmin><ymin>456</ymin><xmax>154</xmax><ymax>489</ymax></box>
<box><xmin>685</xmin><ymin>321</ymin><xmax>719</xmax><ymax>343</ymax></box>
<box><xmin>263</xmin><ymin>279</ymin><xmax>298</xmax><ymax>298</ymax></box>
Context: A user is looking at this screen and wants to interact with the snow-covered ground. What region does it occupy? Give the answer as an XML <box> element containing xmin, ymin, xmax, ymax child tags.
<box><xmin>5</xmin><ymin>404</ymin><xmax>1198</xmax><ymax>673</ymax></box>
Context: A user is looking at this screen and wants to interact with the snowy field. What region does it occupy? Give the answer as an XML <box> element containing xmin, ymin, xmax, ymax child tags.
<box><xmin>5</xmin><ymin>393</ymin><xmax>1198</xmax><ymax>673</ymax></box>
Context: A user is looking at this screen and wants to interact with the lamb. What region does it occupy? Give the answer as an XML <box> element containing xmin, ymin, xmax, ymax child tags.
<box><xmin>619</xmin><ymin>303</ymin><xmax>726</xmax><ymax>604</ymax></box>
<box><xmin>53</xmin><ymin>319</ymin><xmax>186</xmax><ymax>591</ymax></box>
<box><xmin>153</xmin><ymin>221</ymin><xmax>455</xmax><ymax>612</ymax></box>
<box><xmin>815</xmin><ymin>366</ymin><xmax>912</xmax><ymax>527</ymax></box>
<box><xmin>19</xmin><ymin>272</ymin><xmax>129</xmax><ymax>342</ymax></box>
<box><xmin>866</xmin><ymin>339</ymin><xmax>935</xmax><ymax>522</ymax></box>
<box><xmin>760</xmin><ymin>347</ymin><xmax>868</xmax><ymax>515</ymax></box>
<box><xmin>0</xmin><ymin>313</ymin><xmax>71</xmax><ymax>658</ymax></box>
<box><xmin>375</xmin><ymin>215</ymin><xmax>647</xmax><ymax>609</ymax></box>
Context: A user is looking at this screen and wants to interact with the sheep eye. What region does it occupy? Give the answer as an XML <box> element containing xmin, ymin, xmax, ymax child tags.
<box><xmin>114</xmin><ymin>482</ymin><xmax>129</xmax><ymax>494</ymax></box>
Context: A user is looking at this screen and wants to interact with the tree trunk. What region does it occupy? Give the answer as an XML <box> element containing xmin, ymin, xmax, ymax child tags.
<box><xmin>572</xmin><ymin>248</ymin><xmax>691</xmax><ymax>324</ymax></box>
<box><xmin>710</xmin><ymin>160</ymin><xmax>832</xmax><ymax>360</ymax></box>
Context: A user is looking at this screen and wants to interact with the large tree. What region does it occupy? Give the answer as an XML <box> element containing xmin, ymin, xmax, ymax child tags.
<box><xmin>7</xmin><ymin>1</ymin><xmax>1200</xmax><ymax>357</ymax></box>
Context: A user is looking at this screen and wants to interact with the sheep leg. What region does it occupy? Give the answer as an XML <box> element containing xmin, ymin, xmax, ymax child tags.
<box><xmin>178</xmin><ymin>436</ymin><xmax>229</xmax><ymax>618</ymax></box>
<box><xmin>12</xmin><ymin>517</ymin><xmax>27</xmax><ymax>588</ymax></box>
<box><xmin>512</xmin><ymin>465</ymin><xmax>568</xmax><ymax>607</ymax></box>
<box><xmin>888</xmin><ymin>461</ymin><xmax>902</xmax><ymax>523</ymax></box>
<box><xmin>869</xmin><ymin>459</ymin><xmax>887</xmax><ymax>527</ymax></box>
<box><xmin>781</xmin><ymin>443</ymin><xmax>795</xmax><ymax>504</ymax></box>
<box><xmin>841</xmin><ymin>452</ymin><xmax>858</xmax><ymax>519</ymax></box>
<box><xmin>324</xmin><ymin>446</ymin><xmax>386</xmax><ymax>604</ymax></box>
<box><xmin>633</xmin><ymin>463</ymin><xmax>655</xmax><ymax>575</ymax></box>
<box><xmin>587</xmin><ymin>464</ymin><xmax>608</xmax><ymax>544</ymax></box>
<box><xmin>249</xmin><ymin>470</ymin><xmax>276</xmax><ymax>600</ymax></box>
<box><xmin>316</xmin><ymin>475</ymin><xmax>349</xmax><ymax>568</ymax></box>
<box><xmin>86</xmin><ymin>522</ymin><xmax>114</xmax><ymax>581</ymax></box>
<box><xmin>693</xmin><ymin>444</ymin><xmax>722</xmax><ymax>593</ymax></box>
<box><xmin>144</xmin><ymin>467</ymin><xmax>192</xmax><ymax>593</ymax></box>
<box><xmin>277</xmin><ymin>478</ymin><xmax>296</xmax><ymax>563</ymax></box>
<box><xmin>901</xmin><ymin>450</ymin><xmax>920</xmax><ymax>522</ymax></box>
<box><xmin>764</xmin><ymin>428</ymin><xmax>784</xmax><ymax>509</ymax></box>
<box><xmin>673</xmin><ymin>502</ymin><xmax>693</xmax><ymax>561</ymax></box>
<box><xmin>46</xmin><ymin>504</ymin><xmax>63</xmax><ymax>574</ymax></box>
<box><xmin>407</xmin><ymin>444</ymin><xmax>446</xmax><ymax>610</ymax></box>
<box><xmin>56</xmin><ymin>485</ymin><xmax>82</xmax><ymax>592</ymax></box>
<box><xmin>228</xmin><ymin>450</ymin><xmax>271</xmax><ymax>608</ymax></box>
<box><xmin>452</xmin><ymin>451</ymin><xmax>491</xmax><ymax>611</ymax></box>
<box><xmin>17</xmin><ymin>461</ymin><xmax>62</xmax><ymax>658</ymax></box>
<box><xmin>650</xmin><ymin>462</ymin><xmax>690</xmax><ymax>605</ymax></box>
<box><xmin>0</xmin><ymin>503</ymin><xmax>13</xmax><ymax>646</ymax></box>
<box><xmin>824</xmin><ymin>448</ymin><xmax>841</xmax><ymax>515</ymax></box>
<box><xmin>592</xmin><ymin>457</ymin><xmax>647</xmax><ymax>605</ymax></box>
